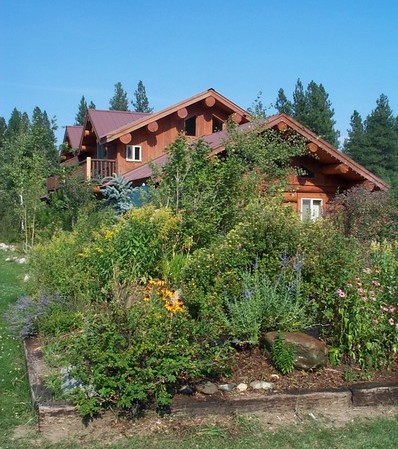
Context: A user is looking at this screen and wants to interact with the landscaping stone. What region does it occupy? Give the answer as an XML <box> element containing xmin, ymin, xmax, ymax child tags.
<box><xmin>179</xmin><ymin>385</ymin><xmax>195</xmax><ymax>395</ymax></box>
<box><xmin>249</xmin><ymin>380</ymin><xmax>274</xmax><ymax>391</ymax></box>
<box><xmin>236</xmin><ymin>383</ymin><xmax>248</xmax><ymax>392</ymax></box>
<box><xmin>196</xmin><ymin>381</ymin><xmax>218</xmax><ymax>395</ymax></box>
<box><xmin>260</xmin><ymin>331</ymin><xmax>328</xmax><ymax>371</ymax></box>
<box><xmin>218</xmin><ymin>383</ymin><xmax>236</xmax><ymax>392</ymax></box>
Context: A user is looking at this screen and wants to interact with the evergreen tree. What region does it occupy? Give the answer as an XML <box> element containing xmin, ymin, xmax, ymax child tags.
<box><xmin>304</xmin><ymin>82</ymin><xmax>340</xmax><ymax>147</ymax></box>
<box><xmin>28</xmin><ymin>107</ymin><xmax>58</xmax><ymax>165</ymax></box>
<box><xmin>88</xmin><ymin>101</ymin><xmax>96</xmax><ymax>110</ymax></box>
<box><xmin>75</xmin><ymin>96</ymin><xmax>88</xmax><ymax>125</ymax></box>
<box><xmin>5</xmin><ymin>108</ymin><xmax>30</xmax><ymax>139</ymax></box>
<box><xmin>292</xmin><ymin>79</ymin><xmax>307</xmax><ymax>122</ymax></box>
<box><xmin>344</xmin><ymin>110</ymin><xmax>365</xmax><ymax>162</ymax></box>
<box><xmin>362</xmin><ymin>94</ymin><xmax>398</xmax><ymax>177</ymax></box>
<box><xmin>132</xmin><ymin>80</ymin><xmax>153</xmax><ymax>113</ymax></box>
<box><xmin>109</xmin><ymin>82</ymin><xmax>129</xmax><ymax>111</ymax></box>
<box><xmin>275</xmin><ymin>88</ymin><xmax>293</xmax><ymax>115</ymax></box>
<box><xmin>0</xmin><ymin>117</ymin><xmax>6</xmax><ymax>148</ymax></box>
<box><xmin>287</xmin><ymin>79</ymin><xmax>340</xmax><ymax>147</ymax></box>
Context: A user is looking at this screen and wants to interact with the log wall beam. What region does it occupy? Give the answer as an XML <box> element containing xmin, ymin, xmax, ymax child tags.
<box><xmin>307</xmin><ymin>142</ymin><xmax>319</xmax><ymax>153</ymax></box>
<box><xmin>204</xmin><ymin>96</ymin><xmax>216</xmax><ymax>107</ymax></box>
<box><xmin>119</xmin><ymin>133</ymin><xmax>132</xmax><ymax>144</ymax></box>
<box><xmin>147</xmin><ymin>122</ymin><xmax>159</xmax><ymax>133</ymax></box>
<box><xmin>277</xmin><ymin>121</ymin><xmax>288</xmax><ymax>132</ymax></box>
<box><xmin>177</xmin><ymin>107</ymin><xmax>188</xmax><ymax>119</ymax></box>
<box><xmin>231</xmin><ymin>113</ymin><xmax>243</xmax><ymax>124</ymax></box>
<box><xmin>321</xmin><ymin>163</ymin><xmax>349</xmax><ymax>175</ymax></box>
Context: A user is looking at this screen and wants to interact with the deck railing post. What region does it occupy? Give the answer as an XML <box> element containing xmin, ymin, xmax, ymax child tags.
<box><xmin>86</xmin><ymin>157</ymin><xmax>92</xmax><ymax>180</ymax></box>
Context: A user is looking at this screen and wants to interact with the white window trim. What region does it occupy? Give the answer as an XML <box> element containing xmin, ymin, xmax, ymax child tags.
<box><xmin>300</xmin><ymin>198</ymin><xmax>323</xmax><ymax>221</ymax></box>
<box><xmin>126</xmin><ymin>145</ymin><xmax>142</xmax><ymax>162</ymax></box>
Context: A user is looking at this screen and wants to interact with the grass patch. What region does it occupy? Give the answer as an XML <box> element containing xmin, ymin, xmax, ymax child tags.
<box><xmin>0</xmin><ymin>250</ymin><xmax>36</xmax><ymax>445</ymax></box>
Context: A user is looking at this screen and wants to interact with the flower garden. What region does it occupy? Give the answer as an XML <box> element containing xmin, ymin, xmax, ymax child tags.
<box><xmin>6</xmin><ymin>130</ymin><xmax>398</xmax><ymax>419</ymax></box>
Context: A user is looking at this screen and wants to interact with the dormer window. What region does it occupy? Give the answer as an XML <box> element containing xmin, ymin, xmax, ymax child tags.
<box><xmin>126</xmin><ymin>145</ymin><xmax>142</xmax><ymax>162</ymax></box>
<box><xmin>184</xmin><ymin>116</ymin><xmax>196</xmax><ymax>136</ymax></box>
<box><xmin>212</xmin><ymin>116</ymin><xmax>224</xmax><ymax>133</ymax></box>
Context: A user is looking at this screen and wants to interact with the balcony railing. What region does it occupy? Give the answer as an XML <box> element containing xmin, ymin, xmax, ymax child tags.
<box><xmin>79</xmin><ymin>157</ymin><xmax>117</xmax><ymax>182</ymax></box>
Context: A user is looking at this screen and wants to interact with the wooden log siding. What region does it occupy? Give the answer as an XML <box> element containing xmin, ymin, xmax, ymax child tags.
<box><xmin>79</xmin><ymin>158</ymin><xmax>117</xmax><ymax>180</ymax></box>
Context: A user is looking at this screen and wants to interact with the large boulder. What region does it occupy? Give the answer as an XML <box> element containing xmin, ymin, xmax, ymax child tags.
<box><xmin>260</xmin><ymin>331</ymin><xmax>328</xmax><ymax>371</ymax></box>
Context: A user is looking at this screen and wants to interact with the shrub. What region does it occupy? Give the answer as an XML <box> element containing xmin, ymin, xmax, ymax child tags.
<box><xmin>56</xmin><ymin>281</ymin><xmax>230</xmax><ymax>417</ymax></box>
<box><xmin>223</xmin><ymin>257</ymin><xmax>310</xmax><ymax>344</ymax></box>
<box><xmin>328</xmin><ymin>241</ymin><xmax>398</xmax><ymax>369</ymax></box>
<box><xmin>4</xmin><ymin>292</ymin><xmax>80</xmax><ymax>338</ymax></box>
<box><xmin>328</xmin><ymin>186</ymin><xmax>398</xmax><ymax>242</ymax></box>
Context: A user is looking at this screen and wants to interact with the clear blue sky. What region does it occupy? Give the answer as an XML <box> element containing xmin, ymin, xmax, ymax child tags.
<box><xmin>1</xmin><ymin>0</ymin><xmax>398</xmax><ymax>146</ymax></box>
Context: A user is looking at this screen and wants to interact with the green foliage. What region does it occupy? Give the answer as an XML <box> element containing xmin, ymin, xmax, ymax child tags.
<box><xmin>132</xmin><ymin>80</ymin><xmax>153</xmax><ymax>113</ymax></box>
<box><xmin>271</xmin><ymin>334</ymin><xmax>296</xmax><ymax>375</ymax></box>
<box><xmin>276</xmin><ymin>79</ymin><xmax>340</xmax><ymax>147</ymax></box>
<box><xmin>75</xmin><ymin>96</ymin><xmax>95</xmax><ymax>125</ymax></box>
<box><xmin>223</xmin><ymin>259</ymin><xmax>309</xmax><ymax>345</ymax></box>
<box><xmin>329</xmin><ymin>186</ymin><xmax>398</xmax><ymax>242</ymax></box>
<box><xmin>53</xmin><ymin>283</ymin><xmax>229</xmax><ymax>418</ymax></box>
<box><xmin>275</xmin><ymin>88</ymin><xmax>293</xmax><ymax>115</ymax></box>
<box><xmin>324</xmin><ymin>241</ymin><xmax>398</xmax><ymax>369</ymax></box>
<box><xmin>101</xmin><ymin>173</ymin><xmax>149</xmax><ymax>213</ymax></box>
<box><xmin>109</xmin><ymin>82</ymin><xmax>129</xmax><ymax>111</ymax></box>
<box><xmin>0</xmin><ymin>106</ymin><xmax>58</xmax><ymax>246</ymax></box>
<box><xmin>344</xmin><ymin>94</ymin><xmax>398</xmax><ymax>183</ymax></box>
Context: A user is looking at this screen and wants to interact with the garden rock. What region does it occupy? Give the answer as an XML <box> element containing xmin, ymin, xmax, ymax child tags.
<box><xmin>196</xmin><ymin>381</ymin><xmax>218</xmax><ymax>395</ymax></box>
<box><xmin>236</xmin><ymin>383</ymin><xmax>248</xmax><ymax>392</ymax></box>
<box><xmin>249</xmin><ymin>380</ymin><xmax>274</xmax><ymax>391</ymax></box>
<box><xmin>260</xmin><ymin>331</ymin><xmax>328</xmax><ymax>371</ymax></box>
<box><xmin>218</xmin><ymin>383</ymin><xmax>236</xmax><ymax>392</ymax></box>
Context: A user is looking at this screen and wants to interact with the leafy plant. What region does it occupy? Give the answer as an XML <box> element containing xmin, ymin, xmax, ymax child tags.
<box><xmin>271</xmin><ymin>334</ymin><xmax>296</xmax><ymax>375</ymax></box>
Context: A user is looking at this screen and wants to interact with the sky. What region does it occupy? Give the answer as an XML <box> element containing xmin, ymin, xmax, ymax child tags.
<box><xmin>1</xmin><ymin>0</ymin><xmax>398</xmax><ymax>146</ymax></box>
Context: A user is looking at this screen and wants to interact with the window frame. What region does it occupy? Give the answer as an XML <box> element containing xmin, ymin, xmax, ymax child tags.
<box><xmin>126</xmin><ymin>145</ymin><xmax>142</xmax><ymax>162</ymax></box>
<box><xmin>300</xmin><ymin>198</ymin><xmax>323</xmax><ymax>221</ymax></box>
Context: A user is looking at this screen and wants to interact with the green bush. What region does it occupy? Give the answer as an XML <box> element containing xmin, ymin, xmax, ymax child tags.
<box><xmin>223</xmin><ymin>259</ymin><xmax>310</xmax><ymax>345</ymax></box>
<box><xmin>56</xmin><ymin>281</ymin><xmax>230</xmax><ymax>417</ymax></box>
<box><xmin>329</xmin><ymin>240</ymin><xmax>398</xmax><ymax>369</ymax></box>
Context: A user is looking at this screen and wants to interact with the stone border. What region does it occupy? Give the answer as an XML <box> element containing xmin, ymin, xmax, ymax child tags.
<box><xmin>24</xmin><ymin>338</ymin><xmax>398</xmax><ymax>436</ymax></box>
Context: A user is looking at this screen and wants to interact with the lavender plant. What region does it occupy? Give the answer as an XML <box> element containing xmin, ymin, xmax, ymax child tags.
<box><xmin>4</xmin><ymin>292</ymin><xmax>70</xmax><ymax>339</ymax></box>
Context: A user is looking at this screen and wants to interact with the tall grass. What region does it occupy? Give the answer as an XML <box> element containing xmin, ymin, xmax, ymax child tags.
<box><xmin>0</xmin><ymin>251</ymin><xmax>35</xmax><ymax>444</ymax></box>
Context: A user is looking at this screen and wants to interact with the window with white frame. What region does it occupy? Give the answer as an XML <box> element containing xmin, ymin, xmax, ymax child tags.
<box><xmin>126</xmin><ymin>145</ymin><xmax>142</xmax><ymax>162</ymax></box>
<box><xmin>301</xmin><ymin>198</ymin><xmax>323</xmax><ymax>221</ymax></box>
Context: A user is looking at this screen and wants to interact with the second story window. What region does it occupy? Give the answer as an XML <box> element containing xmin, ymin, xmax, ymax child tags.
<box><xmin>126</xmin><ymin>145</ymin><xmax>142</xmax><ymax>162</ymax></box>
<box><xmin>212</xmin><ymin>116</ymin><xmax>223</xmax><ymax>133</ymax></box>
<box><xmin>184</xmin><ymin>116</ymin><xmax>196</xmax><ymax>136</ymax></box>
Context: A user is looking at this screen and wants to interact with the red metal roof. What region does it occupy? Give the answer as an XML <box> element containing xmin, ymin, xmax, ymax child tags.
<box><xmin>87</xmin><ymin>109</ymin><xmax>152</xmax><ymax>139</ymax></box>
<box><xmin>121</xmin><ymin>115</ymin><xmax>388</xmax><ymax>191</ymax></box>
<box><xmin>64</xmin><ymin>126</ymin><xmax>83</xmax><ymax>149</ymax></box>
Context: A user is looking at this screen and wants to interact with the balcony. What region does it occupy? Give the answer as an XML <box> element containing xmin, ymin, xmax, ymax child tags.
<box><xmin>79</xmin><ymin>157</ymin><xmax>117</xmax><ymax>182</ymax></box>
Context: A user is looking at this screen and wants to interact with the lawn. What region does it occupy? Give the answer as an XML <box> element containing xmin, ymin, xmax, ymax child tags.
<box><xmin>1</xmin><ymin>249</ymin><xmax>398</xmax><ymax>449</ymax></box>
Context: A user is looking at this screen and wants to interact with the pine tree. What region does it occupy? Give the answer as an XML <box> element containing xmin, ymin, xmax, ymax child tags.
<box><xmin>88</xmin><ymin>101</ymin><xmax>96</xmax><ymax>110</ymax></box>
<box><xmin>275</xmin><ymin>88</ymin><xmax>293</xmax><ymax>115</ymax></box>
<box><xmin>344</xmin><ymin>110</ymin><xmax>365</xmax><ymax>163</ymax></box>
<box><xmin>28</xmin><ymin>107</ymin><xmax>58</xmax><ymax>165</ymax></box>
<box><xmin>132</xmin><ymin>80</ymin><xmax>153</xmax><ymax>113</ymax></box>
<box><xmin>75</xmin><ymin>96</ymin><xmax>88</xmax><ymax>125</ymax></box>
<box><xmin>304</xmin><ymin>82</ymin><xmax>340</xmax><ymax>147</ymax></box>
<box><xmin>109</xmin><ymin>82</ymin><xmax>129</xmax><ymax>111</ymax></box>
<box><xmin>362</xmin><ymin>94</ymin><xmax>398</xmax><ymax>177</ymax></box>
<box><xmin>292</xmin><ymin>79</ymin><xmax>307</xmax><ymax>123</ymax></box>
<box><xmin>5</xmin><ymin>108</ymin><xmax>30</xmax><ymax>138</ymax></box>
<box><xmin>289</xmin><ymin>79</ymin><xmax>340</xmax><ymax>147</ymax></box>
<box><xmin>0</xmin><ymin>117</ymin><xmax>7</xmax><ymax>148</ymax></box>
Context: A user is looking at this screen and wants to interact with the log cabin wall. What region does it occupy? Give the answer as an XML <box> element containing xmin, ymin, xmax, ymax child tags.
<box><xmin>114</xmin><ymin>102</ymin><xmax>232</xmax><ymax>176</ymax></box>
